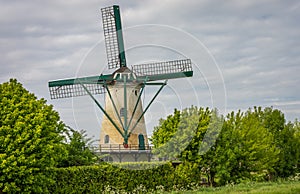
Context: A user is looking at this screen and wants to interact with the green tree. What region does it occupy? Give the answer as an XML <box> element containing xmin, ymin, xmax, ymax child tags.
<box><xmin>150</xmin><ymin>106</ymin><xmax>212</xmax><ymax>160</ymax></box>
<box><xmin>151</xmin><ymin>106</ymin><xmax>222</xmax><ymax>185</ymax></box>
<box><xmin>214</xmin><ymin>110</ymin><xmax>243</xmax><ymax>185</ymax></box>
<box><xmin>151</xmin><ymin>106</ymin><xmax>281</xmax><ymax>186</ymax></box>
<box><xmin>260</xmin><ymin>107</ymin><xmax>299</xmax><ymax>177</ymax></box>
<box><xmin>59</xmin><ymin>127</ymin><xmax>98</xmax><ymax>167</ymax></box>
<box><xmin>274</xmin><ymin>120</ymin><xmax>300</xmax><ymax>177</ymax></box>
<box><xmin>0</xmin><ymin>79</ymin><xmax>67</xmax><ymax>193</ymax></box>
<box><xmin>150</xmin><ymin>108</ymin><xmax>181</xmax><ymax>150</ymax></box>
<box><xmin>216</xmin><ymin>108</ymin><xmax>280</xmax><ymax>184</ymax></box>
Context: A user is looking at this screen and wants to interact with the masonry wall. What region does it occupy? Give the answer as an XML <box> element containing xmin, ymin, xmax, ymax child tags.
<box><xmin>99</xmin><ymin>82</ymin><xmax>149</xmax><ymax>146</ymax></box>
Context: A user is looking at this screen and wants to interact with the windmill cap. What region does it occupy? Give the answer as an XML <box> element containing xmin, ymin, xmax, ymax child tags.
<box><xmin>112</xmin><ymin>66</ymin><xmax>132</xmax><ymax>75</ymax></box>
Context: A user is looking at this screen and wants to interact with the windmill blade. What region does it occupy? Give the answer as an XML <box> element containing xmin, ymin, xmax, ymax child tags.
<box><xmin>49</xmin><ymin>84</ymin><xmax>106</xmax><ymax>99</ymax></box>
<box><xmin>48</xmin><ymin>74</ymin><xmax>113</xmax><ymax>99</ymax></box>
<box><xmin>132</xmin><ymin>59</ymin><xmax>193</xmax><ymax>81</ymax></box>
<box><xmin>101</xmin><ymin>5</ymin><xmax>126</xmax><ymax>69</ymax></box>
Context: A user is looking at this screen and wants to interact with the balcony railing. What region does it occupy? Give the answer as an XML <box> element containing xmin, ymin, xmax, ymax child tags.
<box><xmin>92</xmin><ymin>144</ymin><xmax>153</xmax><ymax>153</ymax></box>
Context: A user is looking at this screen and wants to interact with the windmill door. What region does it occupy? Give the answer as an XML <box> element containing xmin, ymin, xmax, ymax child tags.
<box><xmin>138</xmin><ymin>134</ymin><xmax>145</xmax><ymax>150</ymax></box>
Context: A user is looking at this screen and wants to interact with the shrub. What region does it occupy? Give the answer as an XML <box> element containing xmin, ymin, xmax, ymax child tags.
<box><xmin>46</xmin><ymin>162</ymin><xmax>197</xmax><ymax>193</ymax></box>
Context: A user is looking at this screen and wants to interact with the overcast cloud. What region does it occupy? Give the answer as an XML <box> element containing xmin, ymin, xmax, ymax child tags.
<box><xmin>0</xmin><ymin>0</ymin><xmax>299</xmax><ymax>140</ymax></box>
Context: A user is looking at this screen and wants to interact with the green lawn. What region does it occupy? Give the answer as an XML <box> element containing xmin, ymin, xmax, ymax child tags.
<box><xmin>168</xmin><ymin>181</ymin><xmax>300</xmax><ymax>194</ymax></box>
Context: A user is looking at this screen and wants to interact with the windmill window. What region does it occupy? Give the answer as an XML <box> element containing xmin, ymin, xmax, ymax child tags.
<box><xmin>104</xmin><ymin>135</ymin><xmax>109</xmax><ymax>144</ymax></box>
<box><xmin>120</xmin><ymin>108</ymin><xmax>125</xmax><ymax>117</ymax></box>
<box><xmin>135</xmin><ymin>90</ymin><xmax>138</xmax><ymax>96</ymax></box>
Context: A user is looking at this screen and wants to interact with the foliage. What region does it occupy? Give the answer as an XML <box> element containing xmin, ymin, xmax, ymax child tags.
<box><xmin>58</xmin><ymin>127</ymin><xmax>98</xmax><ymax>167</ymax></box>
<box><xmin>216</xmin><ymin>108</ymin><xmax>280</xmax><ymax>185</ymax></box>
<box><xmin>1</xmin><ymin>78</ymin><xmax>299</xmax><ymax>192</ymax></box>
<box><xmin>174</xmin><ymin>161</ymin><xmax>202</xmax><ymax>187</ymax></box>
<box><xmin>151</xmin><ymin>106</ymin><xmax>224</xmax><ymax>186</ymax></box>
<box><xmin>151</xmin><ymin>105</ymin><xmax>300</xmax><ymax>186</ymax></box>
<box><xmin>150</xmin><ymin>106</ymin><xmax>213</xmax><ymax>160</ymax></box>
<box><xmin>0</xmin><ymin>79</ymin><xmax>67</xmax><ymax>193</ymax></box>
<box><xmin>46</xmin><ymin>162</ymin><xmax>194</xmax><ymax>193</ymax></box>
<box><xmin>250</xmin><ymin>107</ymin><xmax>300</xmax><ymax>178</ymax></box>
<box><xmin>46</xmin><ymin>164</ymin><xmax>300</xmax><ymax>193</ymax></box>
<box><xmin>150</xmin><ymin>108</ymin><xmax>181</xmax><ymax>158</ymax></box>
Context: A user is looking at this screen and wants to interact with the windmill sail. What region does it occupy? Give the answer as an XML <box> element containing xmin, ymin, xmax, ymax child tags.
<box><xmin>101</xmin><ymin>5</ymin><xmax>126</xmax><ymax>69</ymax></box>
<box><xmin>48</xmin><ymin>75</ymin><xmax>112</xmax><ymax>99</ymax></box>
<box><xmin>132</xmin><ymin>59</ymin><xmax>193</xmax><ymax>81</ymax></box>
<box><xmin>49</xmin><ymin>83</ymin><xmax>106</xmax><ymax>99</ymax></box>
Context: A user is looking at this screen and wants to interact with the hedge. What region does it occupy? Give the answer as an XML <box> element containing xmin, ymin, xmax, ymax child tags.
<box><xmin>44</xmin><ymin>162</ymin><xmax>201</xmax><ymax>193</ymax></box>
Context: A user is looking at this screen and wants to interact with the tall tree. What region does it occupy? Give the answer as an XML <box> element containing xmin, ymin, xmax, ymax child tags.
<box><xmin>0</xmin><ymin>79</ymin><xmax>67</xmax><ymax>193</ymax></box>
<box><xmin>150</xmin><ymin>108</ymin><xmax>181</xmax><ymax>150</ymax></box>
<box><xmin>260</xmin><ymin>107</ymin><xmax>299</xmax><ymax>177</ymax></box>
<box><xmin>151</xmin><ymin>106</ymin><xmax>212</xmax><ymax>160</ymax></box>
<box><xmin>275</xmin><ymin>120</ymin><xmax>300</xmax><ymax>177</ymax></box>
<box><xmin>151</xmin><ymin>106</ymin><xmax>223</xmax><ymax>185</ymax></box>
<box><xmin>216</xmin><ymin>108</ymin><xmax>280</xmax><ymax>184</ymax></box>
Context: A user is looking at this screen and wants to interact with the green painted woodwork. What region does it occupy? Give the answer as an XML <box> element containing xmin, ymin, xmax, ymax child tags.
<box><xmin>48</xmin><ymin>74</ymin><xmax>113</xmax><ymax>87</ymax></box>
<box><xmin>127</xmin><ymin>85</ymin><xmax>145</xmax><ymax>130</ymax></box>
<box><xmin>138</xmin><ymin>134</ymin><xmax>145</xmax><ymax>150</ymax></box>
<box><xmin>49</xmin><ymin>70</ymin><xmax>192</xmax><ymax>88</ymax></box>
<box><xmin>123</xmin><ymin>76</ymin><xmax>128</xmax><ymax>144</ymax></box>
<box><xmin>138</xmin><ymin>71</ymin><xmax>193</xmax><ymax>81</ymax></box>
<box><xmin>79</xmin><ymin>83</ymin><xmax>125</xmax><ymax>139</ymax></box>
<box><xmin>128</xmin><ymin>81</ymin><xmax>167</xmax><ymax>136</ymax></box>
<box><xmin>113</xmin><ymin>5</ymin><xmax>126</xmax><ymax>67</ymax></box>
<box><xmin>104</xmin><ymin>84</ymin><xmax>125</xmax><ymax>130</ymax></box>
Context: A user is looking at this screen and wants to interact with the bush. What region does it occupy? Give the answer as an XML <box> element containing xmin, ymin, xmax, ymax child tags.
<box><xmin>46</xmin><ymin>162</ymin><xmax>198</xmax><ymax>193</ymax></box>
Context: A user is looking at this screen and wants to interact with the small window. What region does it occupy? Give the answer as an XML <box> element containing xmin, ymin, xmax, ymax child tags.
<box><xmin>120</xmin><ymin>108</ymin><xmax>125</xmax><ymax>117</ymax></box>
<box><xmin>135</xmin><ymin>90</ymin><xmax>138</xmax><ymax>96</ymax></box>
<box><xmin>104</xmin><ymin>135</ymin><xmax>109</xmax><ymax>144</ymax></box>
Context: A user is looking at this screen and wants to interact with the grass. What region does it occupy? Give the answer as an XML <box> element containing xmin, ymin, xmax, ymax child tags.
<box><xmin>168</xmin><ymin>181</ymin><xmax>300</xmax><ymax>194</ymax></box>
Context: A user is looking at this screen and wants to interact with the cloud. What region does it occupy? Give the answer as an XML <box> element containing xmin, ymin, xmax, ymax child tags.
<box><xmin>0</xmin><ymin>0</ymin><xmax>299</xmax><ymax>139</ymax></box>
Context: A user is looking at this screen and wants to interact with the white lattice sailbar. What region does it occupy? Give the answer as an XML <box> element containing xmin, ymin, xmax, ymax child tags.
<box><xmin>48</xmin><ymin>75</ymin><xmax>113</xmax><ymax>99</ymax></box>
<box><xmin>49</xmin><ymin>84</ymin><xmax>106</xmax><ymax>99</ymax></box>
<box><xmin>132</xmin><ymin>59</ymin><xmax>192</xmax><ymax>76</ymax></box>
<box><xmin>132</xmin><ymin>59</ymin><xmax>193</xmax><ymax>81</ymax></box>
<box><xmin>101</xmin><ymin>5</ymin><xmax>127</xmax><ymax>69</ymax></box>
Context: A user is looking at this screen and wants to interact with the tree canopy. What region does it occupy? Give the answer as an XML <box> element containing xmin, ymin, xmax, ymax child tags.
<box><xmin>151</xmin><ymin>106</ymin><xmax>300</xmax><ymax>186</ymax></box>
<box><xmin>0</xmin><ymin>79</ymin><xmax>67</xmax><ymax>193</ymax></box>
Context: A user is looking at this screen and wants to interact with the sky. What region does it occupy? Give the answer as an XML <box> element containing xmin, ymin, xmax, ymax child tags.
<box><xmin>1</xmin><ymin>0</ymin><xmax>299</xmax><ymax>141</ymax></box>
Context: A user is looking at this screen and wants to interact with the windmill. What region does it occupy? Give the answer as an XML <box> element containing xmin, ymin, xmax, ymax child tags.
<box><xmin>48</xmin><ymin>5</ymin><xmax>193</xmax><ymax>151</ymax></box>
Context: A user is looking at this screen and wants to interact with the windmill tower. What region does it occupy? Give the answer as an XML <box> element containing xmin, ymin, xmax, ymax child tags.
<box><xmin>48</xmin><ymin>5</ymin><xmax>193</xmax><ymax>161</ymax></box>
